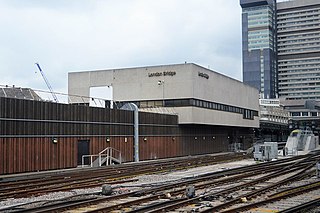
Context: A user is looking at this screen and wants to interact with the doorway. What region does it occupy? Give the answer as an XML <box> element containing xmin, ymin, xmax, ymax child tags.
<box><xmin>78</xmin><ymin>140</ymin><xmax>90</xmax><ymax>165</ymax></box>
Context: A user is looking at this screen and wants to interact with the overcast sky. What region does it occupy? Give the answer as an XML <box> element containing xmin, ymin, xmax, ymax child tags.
<box><xmin>0</xmin><ymin>0</ymin><xmax>242</xmax><ymax>94</ymax></box>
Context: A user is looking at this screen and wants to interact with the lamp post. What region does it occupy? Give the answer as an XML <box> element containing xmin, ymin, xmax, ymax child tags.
<box><xmin>158</xmin><ymin>80</ymin><xmax>165</xmax><ymax>107</ymax></box>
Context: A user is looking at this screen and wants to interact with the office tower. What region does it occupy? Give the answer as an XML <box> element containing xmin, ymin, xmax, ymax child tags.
<box><xmin>277</xmin><ymin>0</ymin><xmax>320</xmax><ymax>100</ymax></box>
<box><xmin>240</xmin><ymin>0</ymin><xmax>278</xmax><ymax>99</ymax></box>
<box><xmin>240</xmin><ymin>0</ymin><xmax>320</xmax><ymax>100</ymax></box>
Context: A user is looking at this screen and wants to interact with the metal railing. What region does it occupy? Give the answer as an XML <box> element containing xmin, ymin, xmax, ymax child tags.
<box><xmin>0</xmin><ymin>84</ymin><xmax>121</xmax><ymax>109</ymax></box>
<box><xmin>81</xmin><ymin>147</ymin><xmax>122</xmax><ymax>167</ymax></box>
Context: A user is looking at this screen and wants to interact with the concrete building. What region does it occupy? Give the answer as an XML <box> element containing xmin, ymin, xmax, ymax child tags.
<box><xmin>240</xmin><ymin>0</ymin><xmax>320</xmax><ymax>100</ymax></box>
<box><xmin>277</xmin><ymin>0</ymin><xmax>320</xmax><ymax>100</ymax></box>
<box><xmin>282</xmin><ymin>99</ymin><xmax>320</xmax><ymax>134</ymax></box>
<box><xmin>68</xmin><ymin>63</ymin><xmax>259</xmax><ymax>129</ymax></box>
<box><xmin>258</xmin><ymin>98</ymin><xmax>289</xmax><ymax>141</ymax></box>
<box><xmin>260</xmin><ymin>98</ymin><xmax>288</xmax><ymax>124</ymax></box>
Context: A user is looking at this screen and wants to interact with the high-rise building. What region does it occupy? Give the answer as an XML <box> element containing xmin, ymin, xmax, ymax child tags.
<box><xmin>277</xmin><ymin>0</ymin><xmax>320</xmax><ymax>100</ymax></box>
<box><xmin>240</xmin><ymin>0</ymin><xmax>320</xmax><ymax>100</ymax></box>
<box><xmin>240</xmin><ymin>0</ymin><xmax>278</xmax><ymax>99</ymax></box>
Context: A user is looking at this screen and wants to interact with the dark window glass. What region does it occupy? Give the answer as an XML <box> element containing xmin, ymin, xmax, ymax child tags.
<box><xmin>311</xmin><ymin>112</ymin><xmax>317</xmax><ymax>116</ymax></box>
<box><xmin>180</xmin><ymin>99</ymin><xmax>189</xmax><ymax>106</ymax></box>
<box><xmin>291</xmin><ymin>112</ymin><xmax>300</xmax><ymax>116</ymax></box>
<box><xmin>165</xmin><ymin>100</ymin><xmax>175</xmax><ymax>107</ymax></box>
<box><xmin>243</xmin><ymin>109</ymin><xmax>254</xmax><ymax>120</ymax></box>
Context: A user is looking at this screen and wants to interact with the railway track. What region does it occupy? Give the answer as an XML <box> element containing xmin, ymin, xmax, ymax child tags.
<box><xmin>2</xmin><ymin>151</ymin><xmax>319</xmax><ymax>213</ymax></box>
<box><xmin>0</xmin><ymin>153</ymin><xmax>246</xmax><ymax>199</ymax></box>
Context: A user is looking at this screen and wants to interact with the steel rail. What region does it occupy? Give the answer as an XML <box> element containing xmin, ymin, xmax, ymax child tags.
<box><xmin>144</xmin><ymin>163</ymin><xmax>314</xmax><ymax>212</ymax></box>
<box><xmin>218</xmin><ymin>176</ymin><xmax>320</xmax><ymax>213</ymax></box>
<box><xmin>14</xmin><ymin>191</ymin><xmax>138</xmax><ymax>213</ymax></box>
<box><xmin>0</xmin><ymin>154</ymin><xmax>247</xmax><ymax>199</ymax></box>
<box><xmin>279</xmin><ymin>197</ymin><xmax>320</xmax><ymax>213</ymax></box>
<box><xmin>86</xmin><ymin>169</ymin><xmax>279</xmax><ymax>213</ymax></box>
<box><xmin>202</xmin><ymin>164</ymin><xmax>316</xmax><ymax>213</ymax></box>
<box><xmin>121</xmin><ymin>163</ymin><xmax>312</xmax><ymax>213</ymax></box>
<box><xmin>4</xmin><ymin>154</ymin><xmax>318</xmax><ymax>212</ymax></box>
<box><xmin>11</xmin><ymin>156</ymin><xmax>294</xmax><ymax>212</ymax></box>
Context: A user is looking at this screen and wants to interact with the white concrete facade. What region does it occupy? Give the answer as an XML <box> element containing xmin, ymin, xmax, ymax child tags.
<box><xmin>68</xmin><ymin>63</ymin><xmax>259</xmax><ymax>128</ymax></box>
<box><xmin>259</xmin><ymin>98</ymin><xmax>289</xmax><ymax>124</ymax></box>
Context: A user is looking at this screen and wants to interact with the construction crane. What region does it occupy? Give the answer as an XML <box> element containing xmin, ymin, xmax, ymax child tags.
<box><xmin>35</xmin><ymin>63</ymin><xmax>59</xmax><ymax>103</ymax></box>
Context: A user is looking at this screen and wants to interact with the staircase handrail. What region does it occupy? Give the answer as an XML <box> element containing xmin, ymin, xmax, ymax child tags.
<box><xmin>82</xmin><ymin>147</ymin><xmax>122</xmax><ymax>167</ymax></box>
<box><xmin>81</xmin><ymin>154</ymin><xmax>99</xmax><ymax>167</ymax></box>
<box><xmin>99</xmin><ymin>147</ymin><xmax>121</xmax><ymax>155</ymax></box>
<box><xmin>98</xmin><ymin>147</ymin><xmax>122</xmax><ymax>166</ymax></box>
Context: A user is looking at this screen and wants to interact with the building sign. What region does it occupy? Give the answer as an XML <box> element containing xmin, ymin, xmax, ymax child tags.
<box><xmin>148</xmin><ymin>71</ymin><xmax>176</xmax><ymax>77</ymax></box>
<box><xmin>198</xmin><ymin>72</ymin><xmax>209</xmax><ymax>79</ymax></box>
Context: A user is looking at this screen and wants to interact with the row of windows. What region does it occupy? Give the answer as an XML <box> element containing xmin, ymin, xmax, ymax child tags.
<box><xmin>277</xmin><ymin>9</ymin><xmax>320</xmax><ymax>18</ymax></box>
<box><xmin>243</xmin><ymin>6</ymin><xmax>272</xmax><ymax>14</ymax></box>
<box><xmin>286</xmin><ymin>97</ymin><xmax>319</xmax><ymax>100</ymax></box>
<box><xmin>278</xmin><ymin>37</ymin><xmax>320</xmax><ymax>45</ymax></box>
<box><xmin>280</xmin><ymin>82</ymin><xmax>320</xmax><ymax>87</ymax></box>
<box><xmin>279</xmin><ymin>58</ymin><xmax>320</xmax><ymax>65</ymax></box>
<box><xmin>279</xmin><ymin>63</ymin><xmax>320</xmax><ymax>69</ymax></box>
<box><xmin>249</xmin><ymin>19</ymin><xmax>274</xmax><ymax>27</ymax></box>
<box><xmin>278</xmin><ymin>19</ymin><xmax>320</xmax><ymax>27</ymax></box>
<box><xmin>280</xmin><ymin>77</ymin><xmax>320</xmax><ymax>82</ymax></box>
<box><xmin>278</xmin><ymin>46</ymin><xmax>320</xmax><ymax>53</ymax></box>
<box><xmin>249</xmin><ymin>44</ymin><xmax>273</xmax><ymax>51</ymax></box>
<box><xmin>278</xmin><ymin>42</ymin><xmax>320</xmax><ymax>49</ymax></box>
<box><xmin>279</xmin><ymin>47</ymin><xmax>320</xmax><ymax>53</ymax></box>
<box><xmin>291</xmin><ymin>112</ymin><xmax>318</xmax><ymax>117</ymax></box>
<box><xmin>279</xmin><ymin>68</ymin><xmax>320</xmax><ymax>73</ymax></box>
<box><xmin>280</xmin><ymin>87</ymin><xmax>320</xmax><ymax>92</ymax></box>
<box><xmin>279</xmin><ymin>73</ymin><xmax>320</xmax><ymax>78</ymax></box>
<box><xmin>249</xmin><ymin>38</ymin><xmax>272</xmax><ymax>45</ymax></box>
<box><xmin>279</xmin><ymin>67</ymin><xmax>320</xmax><ymax>71</ymax></box>
<box><xmin>278</xmin><ymin>32</ymin><xmax>320</xmax><ymax>40</ymax></box>
<box><xmin>278</xmin><ymin>14</ymin><xmax>319</xmax><ymax>23</ymax></box>
<box><xmin>260</xmin><ymin>100</ymin><xmax>280</xmax><ymax>105</ymax></box>
<box><xmin>248</xmin><ymin>15</ymin><xmax>270</xmax><ymax>21</ymax></box>
<box><xmin>246</xmin><ymin>8</ymin><xmax>273</xmax><ymax>16</ymax></box>
<box><xmin>280</xmin><ymin>92</ymin><xmax>320</xmax><ymax>96</ymax></box>
<box><xmin>248</xmin><ymin>29</ymin><xmax>269</xmax><ymax>35</ymax></box>
<box><xmin>278</xmin><ymin>24</ymin><xmax>320</xmax><ymax>31</ymax></box>
<box><xmin>248</xmin><ymin>34</ymin><xmax>269</xmax><ymax>40</ymax></box>
<box><xmin>124</xmin><ymin>99</ymin><xmax>258</xmax><ymax>120</ymax></box>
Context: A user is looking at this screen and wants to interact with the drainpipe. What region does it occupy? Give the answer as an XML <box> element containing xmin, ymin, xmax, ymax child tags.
<box><xmin>133</xmin><ymin>104</ymin><xmax>139</xmax><ymax>162</ymax></box>
<box><xmin>120</xmin><ymin>103</ymin><xmax>139</xmax><ymax>162</ymax></box>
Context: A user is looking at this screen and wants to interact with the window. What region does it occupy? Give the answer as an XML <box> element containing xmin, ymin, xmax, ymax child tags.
<box><xmin>122</xmin><ymin>99</ymin><xmax>258</xmax><ymax>119</ymax></box>
<box><xmin>243</xmin><ymin>109</ymin><xmax>254</xmax><ymax>120</ymax></box>
<box><xmin>291</xmin><ymin>112</ymin><xmax>300</xmax><ymax>116</ymax></box>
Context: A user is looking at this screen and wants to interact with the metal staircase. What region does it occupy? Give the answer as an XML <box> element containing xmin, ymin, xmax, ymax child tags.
<box><xmin>81</xmin><ymin>147</ymin><xmax>122</xmax><ymax>167</ymax></box>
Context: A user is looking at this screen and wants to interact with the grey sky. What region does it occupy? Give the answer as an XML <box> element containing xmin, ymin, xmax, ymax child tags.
<box><xmin>0</xmin><ymin>0</ymin><xmax>242</xmax><ymax>94</ymax></box>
